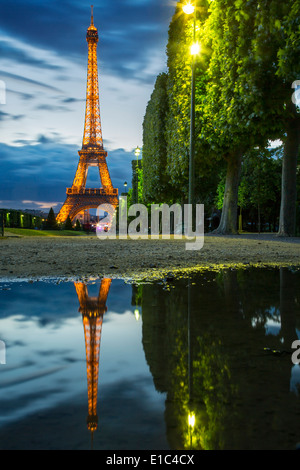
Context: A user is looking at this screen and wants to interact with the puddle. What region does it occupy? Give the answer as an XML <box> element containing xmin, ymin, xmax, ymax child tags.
<box><xmin>0</xmin><ymin>267</ymin><xmax>299</xmax><ymax>450</ymax></box>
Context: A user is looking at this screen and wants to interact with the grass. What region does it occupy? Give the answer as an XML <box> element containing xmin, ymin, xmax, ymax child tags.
<box><xmin>3</xmin><ymin>228</ymin><xmax>88</xmax><ymax>237</ymax></box>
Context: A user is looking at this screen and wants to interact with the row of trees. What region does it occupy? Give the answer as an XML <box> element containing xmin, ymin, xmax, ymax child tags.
<box><xmin>0</xmin><ymin>209</ymin><xmax>43</xmax><ymax>229</ymax></box>
<box><xmin>141</xmin><ymin>0</ymin><xmax>300</xmax><ymax>235</ymax></box>
<box><xmin>0</xmin><ymin>207</ymin><xmax>82</xmax><ymax>232</ymax></box>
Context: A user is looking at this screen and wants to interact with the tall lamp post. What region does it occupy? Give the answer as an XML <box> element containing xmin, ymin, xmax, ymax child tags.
<box><xmin>182</xmin><ymin>2</ymin><xmax>200</xmax><ymax>230</ymax></box>
<box><xmin>134</xmin><ymin>146</ymin><xmax>141</xmax><ymax>203</ymax></box>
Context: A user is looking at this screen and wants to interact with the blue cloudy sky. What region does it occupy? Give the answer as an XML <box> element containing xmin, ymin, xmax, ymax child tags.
<box><xmin>0</xmin><ymin>0</ymin><xmax>175</xmax><ymax>212</ymax></box>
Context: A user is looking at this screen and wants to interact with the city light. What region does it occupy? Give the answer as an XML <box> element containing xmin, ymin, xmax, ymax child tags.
<box><xmin>182</xmin><ymin>3</ymin><xmax>195</xmax><ymax>15</ymax></box>
<box><xmin>191</xmin><ymin>42</ymin><xmax>200</xmax><ymax>55</ymax></box>
<box><xmin>188</xmin><ymin>412</ymin><xmax>195</xmax><ymax>428</ymax></box>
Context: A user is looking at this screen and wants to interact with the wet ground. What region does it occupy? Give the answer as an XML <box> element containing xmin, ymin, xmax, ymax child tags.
<box><xmin>0</xmin><ymin>266</ymin><xmax>299</xmax><ymax>450</ymax></box>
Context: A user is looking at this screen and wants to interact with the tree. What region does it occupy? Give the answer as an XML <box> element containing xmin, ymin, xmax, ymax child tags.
<box><xmin>144</xmin><ymin>0</ymin><xmax>300</xmax><ymax>235</ymax></box>
<box><xmin>45</xmin><ymin>207</ymin><xmax>58</xmax><ymax>230</ymax></box>
<box><xmin>250</xmin><ymin>0</ymin><xmax>300</xmax><ymax>236</ymax></box>
<box><xmin>64</xmin><ymin>216</ymin><xmax>73</xmax><ymax>231</ymax></box>
<box><xmin>201</xmin><ymin>0</ymin><xmax>284</xmax><ymax>234</ymax></box>
<box><xmin>216</xmin><ymin>147</ymin><xmax>282</xmax><ymax>232</ymax></box>
<box><xmin>164</xmin><ymin>0</ymin><xmax>280</xmax><ymax>233</ymax></box>
<box><xmin>276</xmin><ymin>0</ymin><xmax>300</xmax><ymax>236</ymax></box>
<box><xmin>165</xmin><ymin>1</ymin><xmax>214</xmax><ymax>203</ymax></box>
<box><xmin>131</xmin><ymin>159</ymin><xmax>143</xmax><ymax>204</ymax></box>
<box><xmin>142</xmin><ymin>73</ymin><xmax>173</xmax><ymax>204</ymax></box>
<box><xmin>75</xmin><ymin>219</ymin><xmax>81</xmax><ymax>231</ymax></box>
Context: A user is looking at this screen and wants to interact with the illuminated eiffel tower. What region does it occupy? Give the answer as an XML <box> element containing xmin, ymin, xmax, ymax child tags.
<box><xmin>75</xmin><ymin>278</ymin><xmax>112</xmax><ymax>439</ymax></box>
<box><xmin>57</xmin><ymin>6</ymin><xmax>118</xmax><ymax>224</ymax></box>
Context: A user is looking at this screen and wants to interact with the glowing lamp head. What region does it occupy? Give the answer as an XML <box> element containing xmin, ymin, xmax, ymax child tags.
<box><xmin>134</xmin><ymin>308</ymin><xmax>140</xmax><ymax>321</ymax></box>
<box><xmin>188</xmin><ymin>413</ymin><xmax>196</xmax><ymax>428</ymax></box>
<box><xmin>191</xmin><ymin>42</ymin><xmax>200</xmax><ymax>56</ymax></box>
<box><xmin>183</xmin><ymin>3</ymin><xmax>195</xmax><ymax>14</ymax></box>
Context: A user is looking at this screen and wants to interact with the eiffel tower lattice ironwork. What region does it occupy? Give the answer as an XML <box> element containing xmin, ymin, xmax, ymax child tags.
<box><xmin>57</xmin><ymin>6</ymin><xmax>118</xmax><ymax>224</ymax></box>
<box><xmin>75</xmin><ymin>278</ymin><xmax>112</xmax><ymax>437</ymax></box>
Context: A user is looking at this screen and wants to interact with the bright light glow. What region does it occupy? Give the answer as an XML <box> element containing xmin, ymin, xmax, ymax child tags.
<box><xmin>191</xmin><ymin>42</ymin><xmax>200</xmax><ymax>55</ymax></box>
<box><xmin>134</xmin><ymin>308</ymin><xmax>140</xmax><ymax>321</ymax></box>
<box><xmin>182</xmin><ymin>3</ymin><xmax>195</xmax><ymax>14</ymax></box>
<box><xmin>188</xmin><ymin>412</ymin><xmax>195</xmax><ymax>428</ymax></box>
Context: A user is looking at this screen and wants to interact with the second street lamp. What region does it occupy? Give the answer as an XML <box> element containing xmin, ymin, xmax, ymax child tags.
<box><xmin>134</xmin><ymin>146</ymin><xmax>141</xmax><ymax>203</ymax></box>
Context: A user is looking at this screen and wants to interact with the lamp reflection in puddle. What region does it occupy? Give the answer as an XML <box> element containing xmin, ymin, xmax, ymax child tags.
<box><xmin>188</xmin><ymin>412</ymin><xmax>196</xmax><ymax>448</ymax></box>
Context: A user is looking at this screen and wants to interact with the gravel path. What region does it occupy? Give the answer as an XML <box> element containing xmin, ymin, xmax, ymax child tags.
<box><xmin>1</xmin><ymin>232</ymin><xmax>299</xmax><ymax>281</ymax></box>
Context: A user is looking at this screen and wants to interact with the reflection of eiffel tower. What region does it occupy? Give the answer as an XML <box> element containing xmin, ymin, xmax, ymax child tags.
<box><xmin>57</xmin><ymin>6</ymin><xmax>118</xmax><ymax>224</ymax></box>
<box><xmin>75</xmin><ymin>278</ymin><xmax>112</xmax><ymax>440</ymax></box>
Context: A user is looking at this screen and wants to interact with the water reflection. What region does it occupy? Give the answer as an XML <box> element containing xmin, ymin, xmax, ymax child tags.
<box><xmin>0</xmin><ymin>267</ymin><xmax>299</xmax><ymax>450</ymax></box>
<box><xmin>139</xmin><ymin>267</ymin><xmax>300</xmax><ymax>450</ymax></box>
<box><xmin>75</xmin><ymin>279</ymin><xmax>111</xmax><ymax>442</ymax></box>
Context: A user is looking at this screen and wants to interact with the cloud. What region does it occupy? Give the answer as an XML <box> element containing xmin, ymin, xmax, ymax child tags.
<box><xmin>0</xmin><ymin>0</ymin><xmax>172</xmax><ymax>84</ymax></box>
<box><xmin>35</xmin><ymin>104</ymin><xmax>72</xmax><ymax>113</ymax></box>
<box><xmin>0</xmin><ymin>0</ymin><xmax>174</xmax><ymax>212</ymax></box>
<box><xmin>0</xmin><ymin>141</ymin><xmax>134</xmax><ymax>210</ymax></box>
<box><xmin>7</xmin><ymin>89</ymin><xmax>35</xmax><ymax>101</ymax></box>
<box><xmin>0</xmin><ymin>39</ymin><xmax>63</xmax><ymax>71</ymax></box>
<box><xmin>0</xmin><ymin>110</ymin><xmax>24</xmax><ymax>121</ymax></box>
<box><xmin>61</xmin><ymin>97</ymin><xmax>85</xmax><ymax>104</ymax></box>
<box><xmin>22</xmin><ymin>200</ymin><xmax>61</xmax><ymax>210</ymax></box>
<box><xmin>0</xmin><ymin>71</ymin><xmax>61</xmax><ymax>92</ymax></box>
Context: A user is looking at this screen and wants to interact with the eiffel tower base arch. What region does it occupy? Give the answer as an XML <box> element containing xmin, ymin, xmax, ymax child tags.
<box><xmin>57</xmin><ymin>191</ymin><xmax>118</xmax><ymax>224</ymax></box>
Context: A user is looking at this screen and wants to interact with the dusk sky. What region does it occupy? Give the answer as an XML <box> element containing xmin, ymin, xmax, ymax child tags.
<box><xmin>0</xmin><ymin>0</ymin><xmax>175</xmax><ymax>212</ymax></box>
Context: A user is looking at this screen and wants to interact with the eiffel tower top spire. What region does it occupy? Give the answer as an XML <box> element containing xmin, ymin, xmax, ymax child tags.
<box><xmin>91</xmin><ymin>5</ymin><xmax>94</xmax><ymax>26</ymax></box>
<box><xmin>83</xmin><ymin>5</ymin><xmax>103</xmax><ymax>149</ymax></box>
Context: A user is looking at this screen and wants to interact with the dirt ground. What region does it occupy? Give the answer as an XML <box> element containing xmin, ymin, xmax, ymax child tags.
<box><xmin>0</xmin><ymin>232</ymin><xmax>299</xmax><ymax>281</ymax></box>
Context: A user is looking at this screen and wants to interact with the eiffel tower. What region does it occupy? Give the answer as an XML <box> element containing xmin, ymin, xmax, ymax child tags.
<box><xmin>57</xmin><ymin>6</ymin><xmax>118</xmax><ymax>224</ymax></box>
<box><xmin>75</xmin><ymin>278</ymin><xmax>112</xmax><ymax>439</ymax></box>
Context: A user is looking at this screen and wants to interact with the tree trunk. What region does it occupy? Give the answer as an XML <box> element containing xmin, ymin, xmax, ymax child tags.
<box><xmin>278</xmin><ymin>100</ymin><xmax>300</xmax><ymax>237</ymax></box>
<box><xmin>214</xmin><ymin>149</ymin><xmax>243</xmax><ymax>234</ymax></box>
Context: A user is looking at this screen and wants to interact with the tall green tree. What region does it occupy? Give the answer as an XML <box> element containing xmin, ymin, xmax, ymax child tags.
<box><xmin>165</xmin><ymin>0</ymin><xmax>282</xmax><ymax>232</ymax></box>
<box><xmin>64</xmin><ymin>216</ymin><xmax>73</xmax><ymax>231</ymax></box>
<box><xmin>255</xmin><ymin>0</ymin><xmax>300</xmax><ymax>236</ymax></box>
<box><xmin>213</xmin><ymin>0</ymin><xmax>300</xmax><ymax>235</ymax></box>
<box><xmin>165</xmin><ymin>1</ymin><xmax>213</xmax><ymax>203</ymax></box>
<box><xmin>45</xmin><ymin>207</ymin><xmax>58</xmax><ymax>230</ymax></box>
<box><xmin>216</xmin><ymin>147</ymin><xmax>282</xmax><ymax>231</ymax></box>
<box><xmin>201</xmin><ymin>0</ymin><xmax>284</xmax><ymax>233</ymax></box>
<box><xmin>144</xmin><ymin>0</ymin><xmax>300</xmax><ymax>234</ymax></box>
<box><xmin>142</xmin><ymin>73</ymin><xmax>173</xmax><ymax>203</ymax></box>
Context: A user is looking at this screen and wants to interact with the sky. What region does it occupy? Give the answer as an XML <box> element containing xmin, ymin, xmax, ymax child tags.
<box><xmin>0</xmin><ymin>0</ymin><xmax>175</xmax><ymax>213</ymax></box>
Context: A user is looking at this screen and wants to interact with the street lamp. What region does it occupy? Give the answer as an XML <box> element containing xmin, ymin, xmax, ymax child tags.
<box><xmin>135</xmin><ymin>146</ymin><xmax>141</xmax><ymax>160</ymax></box>
<box><xmin>182</xmin><ymin>2</ymin><xmax>195</xmax><ymax>14</ymax></box>
<box><xmin>124</xmin><ymin>181</ymin><xmax>127</xmax><ymax>193</ymax></box>
<box><xmin>188</xmin><ymin>412</ymin><xmax>195</xmax><ymax>429</ymax></box>
<box><xmin>134</xmin><ymin>146</ymin><xmax>141</xmax><ymax>203</ymax></box>
<box><xmin>183</xmin><ymin>2</ymin><xmax>200</xmax><ymax>231</ymax></box>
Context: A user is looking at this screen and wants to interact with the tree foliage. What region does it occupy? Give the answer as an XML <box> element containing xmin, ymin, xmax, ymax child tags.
<box><xmin>165</xmin><ymin>1</ymin><xmax>212</xmax><ymax>198</ymax></box>
<box><xmin>45</xmin><ymin>207</ymin><xmax>58</xmax><ymax>230</ymax></box>
<box><xmin>216</xmin><ymin>147</ymin><xmax>283</xmax><ymax>230</ymax></box>
<box><xmin>64</xmin><ymin>216</ymin><xmax>73</xmax><ymax>231</ymax></box>
<box><xmin>142</xmin><ymin>73</ymin><xmax>172</xmax><ymax>203</ymax></box>
<box><xmin>142</xmin><ymin>0</ymin><xmax>300</xmax><ymax>234</ymax></box>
